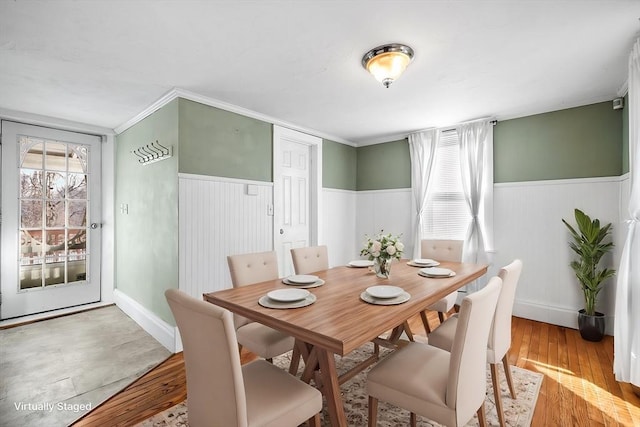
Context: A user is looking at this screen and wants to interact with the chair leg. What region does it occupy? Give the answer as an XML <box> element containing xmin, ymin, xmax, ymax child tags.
<box><xmin>438</xmin><ymin>311</ymin><xmax>445</xmax><ymax>323</ymax></box>
<box><xmin>368</xmin><ymin>396</ymin><xmax>378</xmax><ymax>427</ymax></box>
<box><xmin>420</xmin><ymin>310</ymin><xmax>432</xmax><ymax>334</ymax></box>
<box><xmin>409</xmin><ymin>412</ymin><xmax>417</xmax><ymax>427</ymax></box>
<box><xmin>308</xmin><ymin>412</ymin><xmax>321</xmax><ymax>427</ymax></box>
<box><xmin>490</xmin><ymin>363</ymin><xmax>506</xmax><ymax>427</ymax></box>
<box><xmin>477</xmin><ymin>401</ymin><xmax>487</xmax><ymax>427</ymax></box>
<box><xmin>502</xmin><ymin>354</ymin><xmax>517</xmax><ymax>399</ymax></box>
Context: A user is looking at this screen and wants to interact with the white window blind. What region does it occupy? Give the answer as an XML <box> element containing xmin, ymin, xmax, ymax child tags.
<box><xmin>420</xmin><ymin>130</ymin><xmax>471</xmax><ymax>240</ymax></box>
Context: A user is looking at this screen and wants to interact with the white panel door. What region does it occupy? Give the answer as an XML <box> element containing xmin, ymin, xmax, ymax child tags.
<box><xmin>273</xmin><ymin>126</ymin><xmax>322</xmax><ymax>277</ymax></box>
<box><xmin>1</xmin><ymin>121</ymin><xmax>102</xmax><ymax>319</ymax></box>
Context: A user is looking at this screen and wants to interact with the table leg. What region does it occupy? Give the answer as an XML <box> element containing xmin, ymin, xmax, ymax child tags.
<box><xmin>387</xmin><ymin>324</ymin><xmax>405</xmax><ymax>342</ymax></box>
<box><xmin>296</xmin><ymin>339</ymin><xmax>312</xmax><ymax>360</ymax></box>
<box><xmin>301</xmin><ymin>346</ymin><xmax>320</xmax><ymax>384</ymax></box>
<box><xmin>403</xmin><ymin>321</ymin><xmax>415</xmax><ymax>341</ymax></box>
<box><xmin>316</xmin><ymin>348</ymin><xmax>348</xmax><ymax>427</ymax></box>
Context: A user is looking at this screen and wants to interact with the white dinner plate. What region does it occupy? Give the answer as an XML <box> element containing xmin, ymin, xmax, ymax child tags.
<box><xmin>360</xmin><ymin>291</ymin><xmax>410</xmax><ymax>305</ymax></box>
<box><xmin>267</xmin><ymin>288</ymin><xmax>310</xmax><ymax>302</ymax></box>
<box><xmin>407</xmin><ymin>259</ymin><xmax>440</xmax><ymax>267</ymax></box>
<box><xmin>286</xmin><ymin>274</ymin><xmax>319</xmax><ymax>284</ymax></box>
<box><xmin>365</xmin><ymin>285</ymin><xmax>404</xmax><ymax>299</ymax></box>
<box><xmin>419</xmin><ymin>271</ymin><xmax>456</xmax><ymax>278</ymax></box>
<box><xmin>282</xmin><ymin>278</ymin><xmax>325</xmax><ymax>288</ymax></box>
<box><xmin>419</xmin><ymin>267</ymin><xmax>456</xmax><ymax>278</ymax></box>
<box><xmin>259</xmin><ymin>293</ymin><xmax>317</xmax><ymax>309</ymax></box>
<box><xmin>413</xmin><ymin>258</ymin><xmax>439</xmax><ymax>266</ymax></box>
<box><xmin>348</xmin><ymin>260</ymin><xmax>375</xmax><ymax>268</ymax></box>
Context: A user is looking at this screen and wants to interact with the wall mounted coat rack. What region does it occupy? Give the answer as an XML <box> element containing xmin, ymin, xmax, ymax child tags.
<box><xmin>131</xmin><ymin>140</ymin><xmax>173</xmax><ymax>165</ymax></box>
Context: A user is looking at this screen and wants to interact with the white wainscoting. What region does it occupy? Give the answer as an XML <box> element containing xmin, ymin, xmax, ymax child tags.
<box><xmin>493</xmin><ymin>176</ymin><xmax>623</xmax><ymax>335</ymax></box>
<box><xmin>322</xmin><ymin>188</ymin><xmax>358</xmax><ymax>266</ymax></box>
<box><xmin>177</xmin><ymin>174</ymin><xmax>624</xmax><ymax>335</ymax></box>
<box><xmin>178</xmin><ymin>174</ymin><xmax>274</xmax><ymax>298</ymax></box>
<box><xmin>353</xmin><ymin>178</ymin><xmax>624</xmax><ymax>335</ymax></box>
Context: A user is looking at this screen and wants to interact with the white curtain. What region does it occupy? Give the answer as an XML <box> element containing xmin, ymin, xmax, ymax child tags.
<box><xmin>408</xmin><ymin>129</ymin><xmax>440</xmax><ymax>259</ymax></box>
<box><xmin>614</xmin><ymin>38</ymin><xmax>640</xmax><ymax>386</ymax></box>
<box><xmin>457</xmin><ymin>121</ymin><xmax>494</xmax><ymax>288</ymax></box>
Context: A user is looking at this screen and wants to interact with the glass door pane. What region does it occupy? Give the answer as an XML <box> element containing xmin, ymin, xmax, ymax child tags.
<box><xmin>18</xmin><ymin>136</ymin><xmax>90</xmax><ymax>290</ymax></box>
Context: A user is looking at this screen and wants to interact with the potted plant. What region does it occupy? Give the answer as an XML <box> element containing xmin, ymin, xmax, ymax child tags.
<box><xmin>562</xmin><ymin>209</ymin><xmax>616</xmax><ymax>342</ymax></box>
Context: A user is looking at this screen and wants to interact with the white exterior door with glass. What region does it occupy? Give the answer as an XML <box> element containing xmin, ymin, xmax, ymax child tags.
<box><xmin>0</xmin><ymin>121</ymin><xmax>101</xmax><ymax>319</ymax></box>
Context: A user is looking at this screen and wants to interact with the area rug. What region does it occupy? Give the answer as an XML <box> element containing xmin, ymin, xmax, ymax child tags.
<box><xmin>0</xmin><ymin>306</ymin><xmax>171</xmax><ymax>427</ymax></box>
<box><xmin>138</xmin><ymin>343</ymin><xmax>542</xmax><ymax>426</ymax></box>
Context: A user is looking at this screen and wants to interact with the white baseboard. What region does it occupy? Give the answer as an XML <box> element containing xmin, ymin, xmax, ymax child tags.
<box><xmin>113</xmin><ymin>289</ymin><xmax>178</xmax><ymax>352</ymax></box>
<box><xmin>174</xmin><ymin>326</ymin><xmax>183</xmax><ymax>353</ymax></box>
<box><xmin>514</xmin><ymin>299</ymin><xmax>614</xmax><ymax>336</ymax></box>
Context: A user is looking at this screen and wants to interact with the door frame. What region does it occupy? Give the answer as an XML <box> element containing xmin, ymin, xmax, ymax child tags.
<box><xmin>272</xmin><ymin>126</ymin><xmax>322</xmax><ymax>275</ymax></box>
<box><xmin>0</xmin><ymin>117</ymin><xmax>114</xmax><ymax>322</ymax></box>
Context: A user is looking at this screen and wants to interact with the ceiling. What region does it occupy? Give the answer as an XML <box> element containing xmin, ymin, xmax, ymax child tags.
<box><xmin>1</xmin><ymin>1</ymin><xmax>638</xmax><ymax>145</ymax></box>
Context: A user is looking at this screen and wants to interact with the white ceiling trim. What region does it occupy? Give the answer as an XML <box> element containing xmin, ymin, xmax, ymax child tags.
<box><xmin>617</xmin><ymin>79</ymin><xmax>629</xmax><ymax>97</ymax></box>
<box><xmin>357</xmin><ymin>132</ymin><xmax>411</xmax><ymax>146</ymax></box>
<box><xmin>113</xmin><ymin>89</ymin><xmax>178</xmax><ymax>135</ymax></box>
<box><xmin>357</xmin><ymin>117</ymin><xmax>496</xmax><ymax>146</ymax></box>
<box><xmin>0</xmin><ymin>107</ymin><xmax>115</xmax><ymax>136</ymax></box>
<box><xmin>114</xmin><ymin>88</ymin><xmax>357</xmax><ymax>147</ymax></box>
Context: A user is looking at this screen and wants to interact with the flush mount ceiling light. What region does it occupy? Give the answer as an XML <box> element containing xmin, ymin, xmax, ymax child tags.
<box><xmin>362</xmin><ymin>43</ymin><xmax>414</xmax><ymax>88</ymax></box>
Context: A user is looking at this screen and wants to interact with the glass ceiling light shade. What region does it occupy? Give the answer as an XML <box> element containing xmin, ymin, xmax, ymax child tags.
<box><xmin>362</xmin><ymin>43</ymin><xmax>414</xmax><ymax>88</ymax></box>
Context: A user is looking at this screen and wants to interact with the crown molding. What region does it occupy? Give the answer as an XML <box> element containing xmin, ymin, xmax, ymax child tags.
<box><xmin>356</xmin><ymin>132</ymin><xmax>410</xmax><ymax>146</ymax></box>
<box><xmin>113</xmin><ymin>89</ymin><xmax>178</xmax><ymax>135</ymax></box>
<box><xmin>617</xmin><ymin>79</ymin><xmax>628</xmax><ymax>97</ymax></box>
<box><xmin>356</xmin><ymin>116</ymin><xmax>494</xmax><ymax>147</ymax></box>
<box><xmin>113</xmin><ymin>88</ymin><xmax>357</xmax><ymax>147</ymax></box>
<box><xmin>0</xmin><ymin>107</ymin><xmax>115</xmax><ymax>136</ymax></box>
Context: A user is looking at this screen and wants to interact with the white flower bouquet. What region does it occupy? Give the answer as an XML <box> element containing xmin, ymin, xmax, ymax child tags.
<box><xmin>360</xmin><ymin>231</ymin><xmax>404</xmax><ymax>278</ymax></box>
<box><xmin>360</xmin><ymin>231</ymin><xmax>404</xmax><ymax>261</ymax></box>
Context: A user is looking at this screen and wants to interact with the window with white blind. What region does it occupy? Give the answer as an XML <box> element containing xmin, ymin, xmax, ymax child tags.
<box><xmin>420</xmin><ymin>131</ymin><xmax>471</xmax><ymax>240</ymax></box>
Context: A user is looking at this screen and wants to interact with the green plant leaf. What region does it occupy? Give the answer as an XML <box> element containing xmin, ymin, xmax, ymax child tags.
<box><xmin>562</xmin><ymin>209</ymin><xmax>616</xmax><ymax>316</ymax></box>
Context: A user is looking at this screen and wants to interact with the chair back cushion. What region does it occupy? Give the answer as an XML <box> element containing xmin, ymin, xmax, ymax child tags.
<box><xmin>227</xmin><ymin>251</ymin><xmax>279</xmax><ymax>329</ymax></box>
<box><xmin>488</xmin><ymin>259</ymin><xmax>523</xmax><ymax>362</ymax></box>
<box><xmin>446</xmin><ymin>276</ymin><xmax>502</xmax><ymax>425</ymax></box>
<box><xmin>291</xmin><ymin>245</ymin><xmax>329</xmax><ymax>274</ymax></box>
<box><xmin>227</xmin><ymin>251</ymin><xmax>279</xmax><ymax>287</ymax></box>
<box><xmin>165</xmin><ymin>289</ymin><xmax>248</xmax><ymax>427</ymax></box>
<box><xmin>421</xmin><ymin>239</ymin><xmax>463</xmax><ymax>262</ymax></box>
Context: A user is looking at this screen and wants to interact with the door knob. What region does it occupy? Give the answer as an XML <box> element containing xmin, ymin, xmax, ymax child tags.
<box><xmin>279</xmin><ymin>228</ymin><xmax>284</xmax><ymax>234</ymax></box>
<box><xmin>90</xmin><ymin>223</ymin><xmax>99</xmax><ymax>229</ymax></box>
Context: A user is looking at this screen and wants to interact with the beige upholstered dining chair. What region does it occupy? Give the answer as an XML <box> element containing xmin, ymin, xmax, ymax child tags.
<box><xmin>428</xmin><ymin>259</ymin><xmax>523</xmax><ymax>427</ymax></box>
<box><xmin>366</xmin><ymin>276</ymin><xmax>502</xmax><ymax>427</ymax></box>
<box><xmin>291</xmin><ymin>245</ymin><xmax>329</xmax><ymax>274</ymax></box>
<box><xmin>419</xmin><ymin>239</ymin><xmax>464</xmax><ymax>333</ymax></box>
<box><xmin>165</xmin><ymin>289</ymin><xmax>322</xmax><ymax>427</ymax></box>
<box><xmin>227</xmin><ymin>251</ymin><xmax>294</xmax><ymax>362</ymax></box>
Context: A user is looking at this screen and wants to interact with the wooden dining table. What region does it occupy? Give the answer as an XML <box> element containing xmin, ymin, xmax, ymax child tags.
<box><xmin>204</xmin><ymin>259</ymin><xmax>487</xmax><ymax>426</ymax></box>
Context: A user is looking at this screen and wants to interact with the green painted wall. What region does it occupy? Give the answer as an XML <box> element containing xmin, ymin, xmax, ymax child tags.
<box><xmin>178</xmin><ymin>98</ymin><xmax>272</xmax><ymax>181</ymax></box>
<box><xmin>494</xmin><ymin>102</ymin><xmax>623</xmax><ymax>183</ymax></box>
<box><xmin>356</xmin><ymin>139</ymin><xmax>410</xmax><ymax>190</ymax></box>
<box><xmin>622</xmin><ymin>94</ymin><xmax>629</xmax><ymax>174</ymax></box>
<box><xmin>323</xmin><ymin>139</ymin><xmax>357</xmax><ymax>190</ymax></box>
<box><xmin>115</xmin><ymin>99</ymin><xmax>179</xmax><ymax>326</ymax></box>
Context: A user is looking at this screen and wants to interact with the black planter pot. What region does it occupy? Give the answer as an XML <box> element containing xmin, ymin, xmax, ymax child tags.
<box><xmin>578</xmin><ymin>309</ymin><xmax>605</xmax><ymax>342</ymax></box>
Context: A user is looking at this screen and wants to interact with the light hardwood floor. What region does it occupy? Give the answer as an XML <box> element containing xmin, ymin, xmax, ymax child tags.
<box><xmin>73</xmin><ymin>313</ymin><xmax>640</xmax><ymax>427</ymax></box>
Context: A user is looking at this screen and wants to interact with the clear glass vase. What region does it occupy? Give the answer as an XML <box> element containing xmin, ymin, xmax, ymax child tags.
<box><xmin>374</xmin><ymin>257</ymin><xmax>392</xmax><ymax>279</ymax></box>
